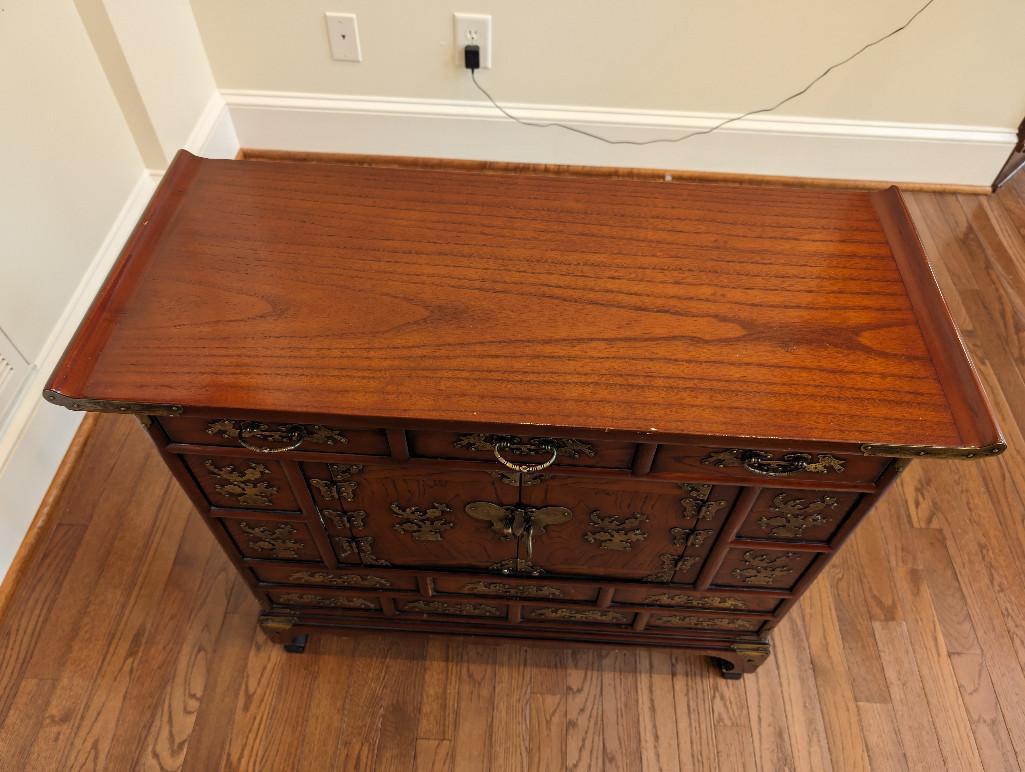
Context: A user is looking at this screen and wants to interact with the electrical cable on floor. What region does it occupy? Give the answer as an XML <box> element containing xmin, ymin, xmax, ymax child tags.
<box><xmin>469</xmin><ymin>0</ymin><xmax>938</xmax><ymax>146</ymax></box>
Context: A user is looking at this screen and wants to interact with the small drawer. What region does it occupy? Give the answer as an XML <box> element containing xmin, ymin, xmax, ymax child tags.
<box><xmin>736</xmin><ymin>489</ymin><xmax>861</xmax><ymax>543</ymax></box>
<box><xmin>397</xmin><ymin>598</ymin><xmax>507</xmax><ymax>618</ymax></box>
<box><xmin>432</xmin><ymin>575</ymin><xmax>600</xmax><ymax>602</ymax></box>
<box><xmin>612</xmin><ymin>587</ymin><xmax>779</xmax><ymax>613</ymax></box>
<box><xmin>221</xmin><ymin>518</ymin><xmax>322</xmax><ymax>561</ymax></box>
<box><xmin>186</xmin><ymin>454</ymin><xmax>299</xmax><ymax>511</ymax></box>
<box><xmin>647</xmin><ymin>613</ymin><xmax>763</xmax><ymax>633</ymax></box>
<box><xmin>711</xmin><ymin>548</ymin><xmax>816</xmax><ymax>590</ymax></box>
<box><xmin>522</xmin><ymin>606</ymin><xmax>634</xmax><ymax>626</ymax></box>
<box><xmin>252</xmin><ymin>565</ymin><xmax>416</xmax><ymax>591</ymax></box>
<box><xmin>652</xmin><ymin>445</ymin><xmax>885</xmax><ymax>486</ymax></box>
<box><xmin>159</xmin><ymin>417</ymin><xmax>389</xmax><ymax>455</ymax></box>
<box><xmin>267</xmin><ymin>589</ymin><xmax>381</xmax><ymax>611</ymax></box>
<box><xmin>408</xmin><ymin>431</ymin><xmax>636</xmax><ymax>469</ymax></box>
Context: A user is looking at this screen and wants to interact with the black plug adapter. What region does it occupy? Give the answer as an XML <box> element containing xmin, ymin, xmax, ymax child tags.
<box><xmin>464</xmin><ymin>44</ymin><xmax>480</xmax><ymax>71</ymax></box>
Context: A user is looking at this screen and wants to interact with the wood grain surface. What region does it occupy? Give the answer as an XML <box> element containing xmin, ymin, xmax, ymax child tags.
<box><xmin>47</xmin><ymin>152</ymin><xmax>1001</xmax><ymax>451</ymax></box>
<box><xmin>3</xmin><ymin>171</ymin><xmax>1024</xmax><ymax>770</ymax></box>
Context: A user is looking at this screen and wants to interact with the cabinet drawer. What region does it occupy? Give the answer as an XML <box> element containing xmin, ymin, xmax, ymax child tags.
<box><xmin>647</xmin><ymin>613</ymin><xmax>763</xmax><ymax>633</ymax></box>
<box><xmin>397</xmin><ymin>598</ymin><xmax>508</xmax><ymax>618</ymax></box>
<box><xmin>652</xmin><ymin>445</ymin><xmax>886</xmax><ymax>486</ymax></box>
<box><xmin>185</xmin><ymin>454</ymin><xmax>299</xmax><ymax>511</ymax></box>
<box><xmin>523</xmin><ymin>606</ymin><xmax>634</xmax><ymax>626</ymax></box>
<box><xmin>431</xmin><ymin>575</ymin><xmax>600</xmax><ymax>602</ymax></box>
<box><xmin>736</xmin><ymin>489</ymin><xmax>861</xmax><ymax>543</ymax></box>
<box><xmin>160</xmin><ymin>416</ymin><xmax>389</xmax><ymax>455</ymax></box>
<box><xmin>611</xmin><ymin>587</ymin><xmax>779</xmax><ymax>613</ymax></box>
<box><xmin>711</xmin><ymin>548</ymin><xmax>816</xmax><ymax>590</ymax></box>
<box><xmin>408</xmin><ymin>431</ymin><xmax>636</xmax><ymax>469</ymax></box>
<box><xmin>267</xmin><ymin>589</ymin><xmax>381</xmax><ymax>611</ymax></box>
<box><xmin>253</xmin><ymin>565</ymin><xmax>416</xmax><ymax>591</ymax></box>
<box><xmin>221</xmin><ymin>518</ymin><xmax>322</xmax><ymax>561</ymax></box>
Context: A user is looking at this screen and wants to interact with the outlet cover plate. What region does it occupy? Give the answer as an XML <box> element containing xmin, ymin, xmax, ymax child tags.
<box><xmin>454</xmin><ymin>13</ymin><xmax>492</xmax><ymax>69</ymax></box>
<box><xmin>325</xmin><ymin>12</ymin><xmax>362</xmax><ymax>62</ymax></box>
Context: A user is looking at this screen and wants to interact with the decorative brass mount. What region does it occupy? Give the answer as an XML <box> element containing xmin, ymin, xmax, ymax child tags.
<box><xmin>42</xmin><ymin>390</ymin><xmax>183</xmax><ymax>415</ymax></box>
<box><xmin>454</xmin><ymin>433</ymin><xmax>596</xmax><ymax>459</ymax></box>
<box><xmin>702</xmin><ymin>449</ymin><xmax>845</xmax><ymax>476</ymax></box>
<box><xmin>757</xmin><ymin>492</ymin><xmax>837</xmax><ymax>539</ymax></box>
<box><xmin>465</xmin><ymin>501</ymin><xmax>572</xmax><ymax>561</ymax></box>
<box><xmin>860</xmin><ymin>442</ymin><xmax>1006</xmax><ymax>459</ymax></box>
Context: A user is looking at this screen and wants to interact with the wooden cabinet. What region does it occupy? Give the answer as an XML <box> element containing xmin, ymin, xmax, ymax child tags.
<box><xmin>44</xmin><ymin>153</ymin><xmax>1005</xmax><ymax>679</ymax></box>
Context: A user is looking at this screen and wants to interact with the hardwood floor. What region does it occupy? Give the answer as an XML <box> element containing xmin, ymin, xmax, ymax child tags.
<box><xmin>2</xmin><ymin>174</ymin><xmax>1025</xmax><ymax>771</ymax></box>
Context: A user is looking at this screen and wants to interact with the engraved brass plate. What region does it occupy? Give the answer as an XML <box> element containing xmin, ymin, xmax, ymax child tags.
<box><xmin>390</xmin><ymin>502</ymin><xmax>455</xmax><ymax>541</ymax></box>
<box><xmin>206</xmin><ymin>419</ymin><xmax>348</xmax><ymax>446</ymax></box>
<box><xmin>644</xmin><ymin>554</ymin><xmax>699</xmax><ymax>583</ymax></box>
<box><xmin>310</xmin><ymin>464</ymin><xmax>363</xmax><ymax>503</ymax></box>
<box><xmin>757</xmin><ymin>492</ymin><xmax>837</xmax><ymax>538</ymax></box>
<box><xmin>239</xmin><ymin>521</ymin><xmax>303</xmax><ymax>559</ymax></box>
<box><xmin>461</xmin><ymin>580</ymin><xmax>563</xmax><ymax>598</ymax></box>
<box><xmin>491</xmin><ymin>471</ymin><xmax>549</xmax><ymax>487</ymax></box>
<box><xmin>642</xmin><ymin>593</ymin><xmax>747</xmax><ymax>610</ymax></box>
<box><xmin>204</xmin><ymin>460</ymin><xmax>278</xmax><ymax>506</ymax></box>
<box><xmin>286</xmin><ymin>571</ymin><xmax>390</xmax><ymax>588</ymax></box>
<box><xmin>277</xmin><ymin>593</ymin><xmax>376</xmax><ymax>609</ymax></box>
<box><xmin>322</xmin><ymin>509</ymin><xmax>367</xmax><ymax>530</ymax></box>
<box><xmin>680</xmin><ymin>483</ymin><xmax>728</xmax><ymax>521</ymax></box>
<box><xmin>670</xmin><ymin>527</ymin><xmax>712</xmax><ymax>549</ymax></box>
<box><xmin>465</xmin><ymin>502</ymin><xmax>573</xmax><ymax>539</ymax></box>
<box><xmin>43</xmin><ymin>390</ymin><xmax>183</xmax><ymax>415</ymax></box>
<box><xmin>454</xmin><ymin>433</ymin><xmax>596</xmax><ymax>459</ymax></box>
<box><xmin>654</xmin><ymin>615</ymin><xmax>758</xmax><ymax>631</ymax></box>
<box><xmin>490</xmin><ymin>558</ymin><xmax>544</xmax><ymax>576</ymax></box>
<box><xmin>525</xmin><ymin>607</ymin><xmax>629</xmax><ymax>624</ymax></box>
<box><xmin>731</xmin><ymin>551</ymin><xmax>799</xmax><ymax>585</ymax></box>
<box><xmin>583</xmin><ymin>510</ymin><xmax>648</xmax><ymax>551</ymax></box>
<box><xmin>406</xmin><ymin>600</ymin><xmax>504</xmax><ymax>617</ymax></box>
<box><xmin>860</xmin><ymin>442</ymin><xmax>1006</xmax><ymax>459</ymax></box>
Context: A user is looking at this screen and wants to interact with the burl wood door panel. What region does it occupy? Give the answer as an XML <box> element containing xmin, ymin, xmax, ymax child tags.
<box><xmin>520</xmin><ymin>475</ymin><xmax>738</xmax><ymax>581</ymax></box>
<box><xmin>735</xmin><ymin>489</ymin><xmax>861</xmax><ymax>544</ymax></box>
<box><xmin>316</xmin><ymin>464</ymin><xmax>520</xmax><ymax>572</ymax></box>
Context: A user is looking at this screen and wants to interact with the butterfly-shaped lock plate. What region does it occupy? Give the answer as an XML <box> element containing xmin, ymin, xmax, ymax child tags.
<box><xmin>464</xmin><ymin>501</ymin><xmax>572</xmax><ymax>561</ymax></box>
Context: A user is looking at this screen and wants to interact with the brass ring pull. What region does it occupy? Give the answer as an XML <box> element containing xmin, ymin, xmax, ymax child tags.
<box><xmin>740</xmin><ymin>450</ymin><xmax>811</xmax><ymax>477</ymax></box>
<box><xmin>493</xmin><ymin>441</ymin><xmax>558</xmax><ymax>473</ymax></box>
<box><xmin>237</xmin><ymin>422</ymin><xmax>306</xmax><ymax>453</ymax></box>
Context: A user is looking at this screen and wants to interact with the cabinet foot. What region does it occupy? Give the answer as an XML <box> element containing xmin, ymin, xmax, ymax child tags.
<box><xmin>713</xmin><ymin>641</ymin><xmax>771</xmax><ymax>680</ymax></box>
<box><xmin>284</xmin><ymin>634</ymin><xmax>309</xmax><ymax>654</ymax></box>
<box><xmin>717</xmin><ymin>658</ymin><xmax>744</xmax><ymax>680</ymax></box>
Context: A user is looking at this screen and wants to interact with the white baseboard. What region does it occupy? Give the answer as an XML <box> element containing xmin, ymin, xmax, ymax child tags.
<box><xmin>0</xmin><ymin>171</ymin><xmax>156</xmax><ymax>582</ymax></box>
<box><xmin>222</xmin><ymin>88</ymin><xmax>1016</xmax><ymax>187</ymax></box>
<box><xmin>149</xmin><ymin>90</ymin><xmax>240</xmax><ymax>181</ymax></box>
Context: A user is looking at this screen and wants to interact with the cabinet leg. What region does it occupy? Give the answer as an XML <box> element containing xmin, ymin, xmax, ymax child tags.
<box><xmin>713</xmin><ymin>641</ymin><xmax>771</xmax><ymax>680</ymax></box>
<box><xmin>717</xmin><ymin>658</ymin><xmax>744</xmax><ymax>680</ymax></box>
<box><xmin>284</xmin><ymin>634</ymin><xmax>309</xmax><ymax>654</ymax></box>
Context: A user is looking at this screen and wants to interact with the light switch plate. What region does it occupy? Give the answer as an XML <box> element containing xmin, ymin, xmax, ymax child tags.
<box><xmin>325</xmin><ymin>12</ymin><xmax>362</xmax><ymax>62</ymax></box>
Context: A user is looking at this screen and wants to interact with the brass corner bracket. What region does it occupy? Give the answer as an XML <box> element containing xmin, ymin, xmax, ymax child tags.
<box><xmin>43</xmin><ymin>389</ymin><xmax>183</xmax><ymax>416</ymax></box>
<box><xmin>860</xmin><ymin>441</ymin><xmax>1006</xmax><ymax>460</ymax></box>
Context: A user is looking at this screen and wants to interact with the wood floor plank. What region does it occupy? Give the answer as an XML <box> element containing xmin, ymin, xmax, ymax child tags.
<box><xmin>855</xmin><ymin>702</ymin><xmax>908</xmax><ymax>772</ymax></box>
<box><xmin>798</xmin><ymin>583</ymin><xmax>872</xmax><ymax>771</ymax></box>
<box><xmin>414</xmin><ymin>738</ymin><xmax>453</xmax><ymax>772</ymax></box>
<box><xmin>635</xmin><ymin>648</ymin><xmax>680</xmax><ymax>772</ymax></box>
<box><xmin>491</xmin><ymin>644</ymin><xmax>532</xmax><ymax>772</ymax></box>
<box><xmin>449</xmin><ymin>642</ymin><xmax>497</xmax><ymax>772</ymax></box>
<box><xmin>565</xmin><ymin>647</ymin><xmax>604</xmax><ymax>772</ymax></box>
<box><xmin>670</xmin><ymin>653</ymin><xmax>718</xmax><ymax>772</ymax></box>
<box><xmin>416</xmin><ymin>636</ymin><xmax>459</xmax><ymax>742</ymax></box>
<box><xmin>873</xmin><ymin>621</ymin><xmax>946</xmax><ymax>771</ymax></box>
<box><xmin>527</xmin><ymin>693</ymin><xmax>566</xmax><ymax>772</ymax></box>
<box><xmin>599</xmin><ymin>648</ymin><xmax>642</xmax><ymax>772</ymax></box>
<box><xmin>773</xmin><ymin>612</ymin><xmax>833</xmax><ymax>772</ymax></box>
<box><xmin>295</xmin><ymin>634</ymin><xmax>357</xmax><ymax>772</ymax></box>
<box><xmin>743</xmin><ymin>649</ymin><xmax>795</xmax><ymax>772</ymax></box>
<box><xmin>948</xmin><ymin>652</ymin><xmax>1022</xmax><ymax>772</ymax></box>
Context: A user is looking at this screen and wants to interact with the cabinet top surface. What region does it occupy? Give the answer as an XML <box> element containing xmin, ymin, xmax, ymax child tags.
<box><xmin>47</xmin><ymin>152</ymin><xmax>1002</xmax><ymax>453</ymax></box>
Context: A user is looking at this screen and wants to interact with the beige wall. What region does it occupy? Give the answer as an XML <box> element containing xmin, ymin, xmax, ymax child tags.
<box><xmin>191</xmin><ymin>0</ymin><xmax>1025</xmax><ymax>128</ymax></box>
<box><xmin>0</xmin><ymin>0</ymin><xmax>145</xmax><ymax>362</ymax></box>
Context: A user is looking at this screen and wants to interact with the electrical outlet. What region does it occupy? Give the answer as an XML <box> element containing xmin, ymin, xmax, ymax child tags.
<box><xmin>454</xmin><ymin>13</ymin><xmax>492</xmax><ymax>69</ymax></box>
<box><xmin>324</xmin><ymin>12</ymin><xmax>362</xmax><ymax>62</ymax></box>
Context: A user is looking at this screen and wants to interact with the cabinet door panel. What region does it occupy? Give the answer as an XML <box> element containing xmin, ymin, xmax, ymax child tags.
<box><xmin>339</xmin><ymin>465</ymin><xmax>519</xmax><ymax>571</ymax></box>
<box><xmin>185</xmin><ymin>454</ymin><xmax>299</xmax><ymax>511</ymax></box>
<box><xmin>521</xmin><ymin>476</ymin><xmax>738</xmax><ymax>581</ymax></box>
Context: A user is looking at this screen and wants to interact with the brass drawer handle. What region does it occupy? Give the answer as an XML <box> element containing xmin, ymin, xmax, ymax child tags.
<box><xmin>702</xmin><ymin>449</ymin><xmax>846</xmax><ymax>476</ymax></box>
<box><xmin>741</xmin><ymin>451</ymin><xmax>821</xmax><ymax>476</ymax></box>
<box><xmin>493</xmin><ymin>441</ymin><xmax>558</xmax><ymax>472</ymax></box>
<box><xmin>237</xmin><ymin>422</ymin><xmax>306</xmax><ymax>453</ymax></box>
